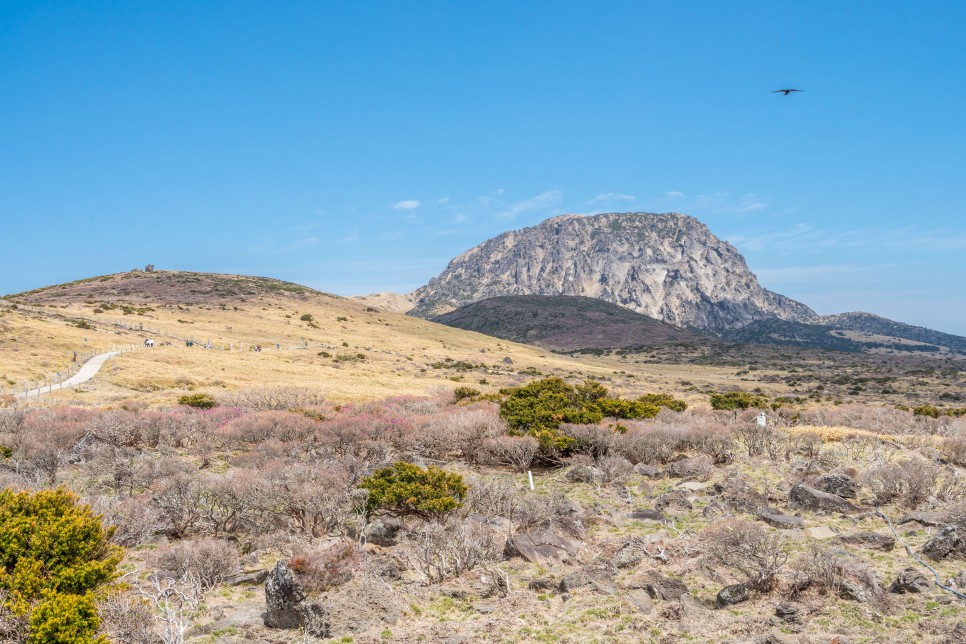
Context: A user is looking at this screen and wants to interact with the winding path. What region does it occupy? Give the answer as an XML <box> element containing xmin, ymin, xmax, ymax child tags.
<box><xmin>16</xmin><ymin>351</ymin><xmax>121</xmax><ymax>399</ymax></box>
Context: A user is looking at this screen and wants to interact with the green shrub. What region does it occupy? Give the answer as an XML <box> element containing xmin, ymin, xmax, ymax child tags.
<box><xmin>498</xmin><ymin>378</ymin><xmax>604</xmax><ymax>451</ymax></box>
<box><xmin>710</xmin><ymin>391</ymin><xmax>768</xmax><ymax>412</ymax></box>
<box><xmin>596</xmin><ymin>398</ymin><xmax>661</xmax><ymax>420</ymax></box>
<box><xmin>452</xmin><ymin>386</ymin><xmax>481</xmax><ymax>402</ymax></box>
<box><xmin>177</xmin><ymin>393</ymin><xmax>218</xmax><ymax>409</ymax></box>
<box><xmin>913</xmin><ymin>404</ymin><xmax>940</xmax><ymax>418</ymax></box>
<box><xmin>360</xmin><ymin>462</ymin><xmax>467</xmax><ymax>522</ymax></box>
<box><xmin>0</xmin><ymin>488</ymin><xmax>121</xmax><ymax>643</ymax></box>
<box><xmin>300</xmin><ymin>313</ymin><xmax>314</xmax><ymax>322</ymax></box>
<box><xmin>638</xmin><ymin>393</ymin><xmax>688</xmax><ymax>412</ymax></box>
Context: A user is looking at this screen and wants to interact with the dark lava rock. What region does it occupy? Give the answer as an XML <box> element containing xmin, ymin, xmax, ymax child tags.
<box><xmin>838</xmin><ymin>531</ymin><xmax>896</xmax><ymax>551</ymax></box>
<box><xmin>668</xmin><ymin>455</ymin><xmax>713</xmax><ymax>480</ymax></box>
<box><xmin>226</xmin><ymin>568</ymin><xmax>269</xmax><ymax>586</ymax></box>
<box><xmin>655</xmin><ymin>491</ymin><xmax>693</xmax><ymax>512</ymax></box>
<box><xmin>629</xmin><ymin>508</ymin><xmax>667</xmax><ymax>523</ymax></box>
<box><xmin>775</xmin><ymin>602</ymin><xmax>802</xmax><ymax>623</ymax></box>
<box><xmin>506</xmin><ymin>526</ymin><xmax>582</xmax><ymax>564</ymax></box>
<box><xmin>264</xmin><ymin>562</ymin><xmax>305</xmax><ymax>629</ymax></box>
<box><xmin>890</xmin><ymin>567</ymin><xmax>932</xmax><ymax>594</ymax></box>
<box><xmin>815</xmin><ymin>473</ymin><xmax>858</xmax><ymax>499</ymax></box>
<box><xmin>789</xmin><ymin>483</ymin><xmax>860</xmax><ymax>514</ymax></box>
<box><xmin>623</xmin><ymin>569</ymin><xmax>689</xmax><ymax>601</ymax></box>
<box><xmin>923</xmin><ymin>525</ymin><xmax>966</xmax><ymax>561</ymax></box>
<box><xmin>757</xmin><ymin>507</ymin><xmax>804</xmax><ymax>528</ymax></box>
<box><xmin>715</xmin><ymin>583</ymin><xmax>750</xmax><ymax>608</ymax></box>
<box><xmin>633</xmin><ymin>463</ymin><xmax>663</xmax><ymax>478</ymax></box>
<box><xmin>899</xmin><ymin>511</ymin><xmax>944</xmax><ymax>527</ymax></box>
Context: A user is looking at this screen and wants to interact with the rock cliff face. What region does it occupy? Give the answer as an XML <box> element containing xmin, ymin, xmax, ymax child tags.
<box><xmin>409</xmin><ymin>212</ymin><xmax>814</xmax><ymax>330</ymax></box>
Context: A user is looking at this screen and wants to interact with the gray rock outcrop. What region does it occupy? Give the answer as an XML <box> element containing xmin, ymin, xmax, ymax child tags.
<box><xmin>409</xmin><ymin>212</ymin><xmax>814</xmax><ymax>330</ymax></box>
<box><xmin>264</xmin><ymin>562</ymin><xmax>401</xmax><ymax>638</ymax></box>
<box><xmin>789</xmin><ymin>483</ymin><xmax>860</xmax><ymax>514</ymax></box>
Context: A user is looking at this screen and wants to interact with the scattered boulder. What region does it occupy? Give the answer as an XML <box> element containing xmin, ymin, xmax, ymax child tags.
<box><xmin>923</xmin><ymin>525</ymin><xmax>966</xmax><ymax>561</ymax></box>
<box><xmin>629</xmin><ymin>508</ymin><xmax>667</xmax><ymax>523</ymax></box>
<box><xmin>527</xmin><ymin>578</ymin><xmax>555</xmax><ymax>592</ymax></box>
<box><xmin>806</xmin><ymin>526</ymin><xmax>838</xmax><ymax>540</ymax></box>
<box><xmin>890</xmin><ymin>567</ymin><xmax>932</xmax><ymax>594</ymax></box>
<box><xmin>716</xmin><ymin>477</ymin><xmax>769</xmax><ymax>512</ymax></box>
<box><xmin>951</xmin><ymin>570</ymin><xmax>966</xmax><ymax>589</ymax></box>
<box><xmin>506</xmin><ymin>526</ymin><xmax>582</xmax><ymax>564</ymax></box>
<box><xmin>838</xmin><ymin>579</ymin><xmax>874</xmax><ymax>603</ymax></box>
<box><xmin>264</xmin><ymin>562</ymin><xmax>402</xmax><ymax>638</ymax></box>
<box><xmin>815</xmin><ymin>473</ymin><xmax>858</xmax><ymax>499</ymax></box>
<box><xmin>898</xmin><ymin>511</ymin><xmax>944</xmax><ymax>527</ymax></box>
<box><xmin>264</xmin><ymin>562</ymin><xmax>305</xmax><ymax>629</ymax></box>
<box><xmin>655</xmin><ymin>491</ymin><xmax>693</xmax><ymax>512</ymax></box>
<box><xmin>567</xmin><ymin>464</ymin><xmax>606</xmax><ymax>485</ymax></box>
<box><xmin>838</xmin><ymin>532</ymin><xmax>896</xmax><ymax>552</ymax></box>
<box><xmin>622</xmin><ymin>569</ymin><xmax>689</xmax><ymax>601</ymax></box>
<box><xmin>775</xmin><ymin>602</ymin><xmax>802</xmax><ymax>623</ymax></box>
<box><xmin>611</xmin><ymin>537</ymin><xmax>662</xmax><ymax>569</ymax></box>
<box><xmin>633</xmin><ymin>463</ymin><xmax>663</xmax><ymax>478</ymax></box>
<box><xmin>466</xmin><ymin>514</ymin><xmax>511</xmax><ymax>553</ymax></box>
<box><xmin>789</xmin><ymin>483</ymin><xmax>860</xmax><ymax>514</ymax></box>
<box><xmin>677</xmin><ymin>481</ymin><xmax>711</xmax><ymax>493</ymax></box>
<box><xmin>668</xmin><ymin>455</ymin><xmax>713</xmax><ymax>480</ymax></box>
<box><xmin>757</xmin><ymin>508</ymin><xmax>804</xmax><ymax>529</ymax></box>
<box><xmin>715</xmin><ymin>583</ymin><xmax>750</xmax><ymax>608</ymax></box>
<box><xmin>226</xmin><ymin>568</ymin><xmax>269</xmax><ymax>586</ymax></box>
<box><xmin>559</xmin><ymin>566</ymin><xmax>616</xmax><ymax>594</ymax></box>
<box><xmin>624</xmin><ymin>589</ymin><xmax>653</xmax><ymax>614</ymax></box>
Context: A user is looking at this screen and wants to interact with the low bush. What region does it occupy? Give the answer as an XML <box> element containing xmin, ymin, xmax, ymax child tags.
<box><xmin>0</xmin><ymin>488</ymin><xmax>122</xmax><ymax>643</ymax></box>
<box><xmin>177</xmin><ymin>393</ymin><xmax>217</xmax><ymax>410</ymax></box>
<box><xmin>360</xmin><ymin>462</ymin><xmax>468</xmax><ymax>522</ymax></box>
<box><xmin>152</xmin><ymin>538</ymin><xmax>239</xmax><ymax>590</ymax></box>
<box><xmin>289</xmin><ymin>541</ymin><xmax>362</xmax><ymax>593</ymax></box>
<box><xmin>702</xmin><ymin>518</ymin><xmax>788</xmax><ymax>592</ymax></box>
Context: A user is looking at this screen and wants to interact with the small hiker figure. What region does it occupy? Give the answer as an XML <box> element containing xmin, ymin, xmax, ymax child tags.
<box><xmin>72</xmin><ymin>350</ymin><xmax>77</xmax><ymax>362</ymax></box>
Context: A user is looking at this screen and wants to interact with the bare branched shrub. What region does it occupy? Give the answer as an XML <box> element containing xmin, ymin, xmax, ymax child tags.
<box><xmin>399</xmin><ymin>520</ymin><xmax>502</xmax><ymax>584</ymax></box>
<box><xmin>463</xmin><ymin>476</ymin><xmax>521</xmax><ymax>519</ymax></box>
<box><xmin>98</xmin><ymin>590</ymin><xmax>158</xmax><ymax>643</ymax></box>
<box><xmin>225</xmin><ymin>386</ymin><xmax>324</xmax><ymax>411</ymax></box>
<box><xmin>791</xmin><ymin>543</ymin><xmax>882</xmax><ymax>601</ymax></box>
<box><xmin>261</xmin><ymin>459</ymin><xmax>367</xmax><ymax>539</ymax></box>
<box><xmin>616</xmin><ymin>427</ymin><xmax>676</xmax><ymax>464</ymax></box>
<box><xmin>152</xmin><ymin>538</ymin><xmax>240</xmax><ymax>590</ymax></box>
<box><xmin>514</xmin><ymin>491</ymin><xmax>584</xmax><ymax>538</ymax></box>
<box><xmin>942</xmin><ymin>431</ymin><xmax>966</xmax><ymax>466</ymax></box>
<box><xmin>289</xmin><ymin>540</ymin><xmax>362</xmax><ymax>592</ymax></box>
<box><xmin>0</xmin><ymin>589</ymin><xmax>28</xmax><ymax>643</ymax></box>
<box><xmin>936</xmin><ymin>467</ymin><xmax>966</xmax><ymax>503</ymax></box>
<box><xmin>860</xmin><ymin>459</ymin><xmax>940</xmax><ymax>508</ymax></box>
<box><xmin>560</xmin><ymin>423</ymin><xmax>617</xmax><ymax>458</ymax></box>
<box><xmin>151</xmin><ymin>472</ymin><xmax>205</xmax><ymax>538</ymax></box>
<box><xmin>734</xmin><ymin>423</ymin><xmax>790</xmax><ymax>460</ymax></box>
<box><xmin>596</xmin><ymin>455</ymin><xmax>633</xmax><ymax>484</ymax></box>
<box><xmin>88</xmin><ymin>495</ymin><xmax>164</xmax><ymax>547</ymax></box>
<box><xmin>702</xmin><ymin>518</ymin><xmax>789</xmax><ymax>592</ymax></box>
<box><xmin>138</xmin><ymin>572</ymin><xmax>205</xmax><ymax>644</ymax></box>
<box><xmin>480</xmin><ymin>435</ymin><xmax>538</xmax><ymax>472</ymax></box>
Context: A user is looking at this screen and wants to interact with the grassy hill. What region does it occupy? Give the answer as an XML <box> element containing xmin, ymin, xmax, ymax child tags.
<box><xmin>432</xmin><ymin>295</ymin><xmax>709</xmax><ymax>352</ymax></box>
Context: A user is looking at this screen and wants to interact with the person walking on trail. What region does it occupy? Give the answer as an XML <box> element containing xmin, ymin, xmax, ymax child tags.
<box><xmin>72</xmin><ymin>350</ymin><xmax>77</xmax><ymax>362</ymax></box>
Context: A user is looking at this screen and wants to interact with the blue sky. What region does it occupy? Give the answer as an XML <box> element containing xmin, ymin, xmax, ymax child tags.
<box><xmin>2</xmin><ymin>1</ymin><xmax>965</xmax><ymax>334</ymax></box>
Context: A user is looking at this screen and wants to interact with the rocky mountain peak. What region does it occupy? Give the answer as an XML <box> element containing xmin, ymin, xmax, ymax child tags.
<box><xmin>409</xmin><ymin>212</ymin><xmax>815</xmax><ymax>330</ymax></box>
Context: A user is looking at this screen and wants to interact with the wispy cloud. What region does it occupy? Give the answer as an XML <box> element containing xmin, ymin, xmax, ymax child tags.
<box><xmin>393</xmin><ymin>199</ymin><xmax>420</xmax><ymax>210</ymax></box>
<box><xmin>589</xmin><ymin>192</ymin><xmax>636</xmax><ymax>204</ymax></box>
<box><xmin>336</xmin><ymin>227</ymin><xmax>360</xmax><ymax>244</ymax></box>
<box><xmin>495</xmin><ymin>189</ymin><xmax>562</xmax><ymax>219</ymax></box>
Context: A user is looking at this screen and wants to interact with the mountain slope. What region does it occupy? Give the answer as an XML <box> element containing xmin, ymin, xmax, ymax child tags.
<box><xmin>720</xmin><ymin>315</ymin><xmax>966</xmax><ymax>356</ymax></box>
<box><xmin>409</xmin><ymin>212</ymin><xmax>814</xmax><ymax>330</ymax></box>
<box><xmin>433</xmin><ymin>295</ymin><xmax>710</xmax><ymax>352</ymax></box>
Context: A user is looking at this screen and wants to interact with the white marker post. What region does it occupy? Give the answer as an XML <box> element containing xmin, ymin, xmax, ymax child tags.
<box><xmin>527</xmin><ymin>470</ymin><xmax>535</xmax><ymax>491</ymax></box>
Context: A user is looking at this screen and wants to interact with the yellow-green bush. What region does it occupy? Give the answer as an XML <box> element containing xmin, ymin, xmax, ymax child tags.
<box><xmin>0</xmin><ymin>488</ymin><xmax>121</xmax><ymax>642</ymax></box>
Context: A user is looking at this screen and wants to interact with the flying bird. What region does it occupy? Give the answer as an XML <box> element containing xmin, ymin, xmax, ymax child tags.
<box><xmin>772</xmin><ymin>89</ymin><xmax>803</xmax><ymax>95</ymax></box>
